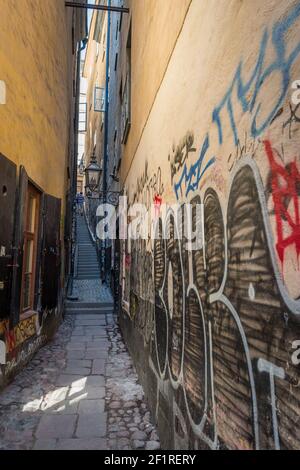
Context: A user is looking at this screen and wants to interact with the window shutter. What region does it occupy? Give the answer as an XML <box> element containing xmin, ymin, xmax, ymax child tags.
<box><xmin>41</xmin><ymin>195</ymin><xmax>61</xmax><ymax>310</ymax></box>
<box><xmin>10</xmin><ymin>166</ymin><xmax>28</xmax><ymax>326</ymax></box>
<box><xmin>0</xmin><ymin>154</ymin><xmax>17</xmax><ymax>320</ymax></box>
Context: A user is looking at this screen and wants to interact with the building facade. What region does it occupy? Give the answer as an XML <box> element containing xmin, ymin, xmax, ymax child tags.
<box><xmin>83</xmin><ymin>1</ymin><xmax>122</xmax><ymax>285</ymax></box>
<box><xmin>83</xmin><ymin>5</ymin><xmax>108</xmax><ymax>240</ymax></box>
<box><xmin>0</xmin><ymin>0</ymin><xmax>86</xmax><ymax>388</ymax></box>
<box><xmin>115</xmin><ymin>0</ymin><xmax>300</xmax><ymax>450</ymax></box>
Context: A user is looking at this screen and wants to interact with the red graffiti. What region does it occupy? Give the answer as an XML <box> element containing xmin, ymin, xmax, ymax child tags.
<box><xmin>5</xmin><ymin>328</ymin><xmax>16</xmax><ymax>354</ymax></box>
<box><xmin>154</xmin><ymin>194</ymin><xmax>163</xmax><ymax>218</ymax></box>
<box><xmin>264</xmin><ymin>140</ymin><xmax>300</xmax><ymax>266</ymax></box>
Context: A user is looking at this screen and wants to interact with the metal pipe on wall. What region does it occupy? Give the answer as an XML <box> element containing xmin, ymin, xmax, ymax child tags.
<box><xmin>65</xmin><ymin>2</ymin><xmax>129</xmax><ymax>14</ymax></box>
<box><xmin>101</xmin><ymin>0</ymin><xmax>112</xmax><ymax>285</ymax></box>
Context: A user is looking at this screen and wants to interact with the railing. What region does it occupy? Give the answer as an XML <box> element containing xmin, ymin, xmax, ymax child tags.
<box><xmin>84</xmin><ymin>191</ymin><xmax>120</xmax><ymax>295</ymax></box>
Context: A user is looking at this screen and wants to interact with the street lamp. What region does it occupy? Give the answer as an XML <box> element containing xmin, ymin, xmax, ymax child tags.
<box><xmin>85</xmin><ymin>150</ymin><xmax>102</xmax><ymax>193</ymax></box>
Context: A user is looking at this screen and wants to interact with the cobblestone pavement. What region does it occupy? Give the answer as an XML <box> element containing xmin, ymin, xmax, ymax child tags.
<box><xmin>73</xmin><ymin>279</ymin><xmax>113</xmax><ymax>303</ymax></box>
<box><xmin>0</xmin><ymin>313</ymin><xmax>160</xmax><ymax>450</ymax></box>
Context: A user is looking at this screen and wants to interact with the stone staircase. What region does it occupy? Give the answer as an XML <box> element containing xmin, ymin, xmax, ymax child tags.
<box><xmin>76</xmin><ymin>215</ymin><xmax>101</xmax><ymax>280</ymax></box>
<box><xmin>65</xmin><ymin>215</ymin><xmax>114</xmax><ymax>316</ymax></box>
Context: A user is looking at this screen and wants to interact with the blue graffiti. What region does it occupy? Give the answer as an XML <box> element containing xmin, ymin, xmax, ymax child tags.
<box><xmin>173</xmin><ymin>3</ymin><xmax>300</xmax><ymax>200</ymax></box>
<box><xmin>212</xmin><ymin>2</ymin><xmax>300</xmax><ymax>146</ymax></box>
<box><xmin>174</xmin><ymin>134</ymin><xmax>215</xmax><ymax>200</ymax></box>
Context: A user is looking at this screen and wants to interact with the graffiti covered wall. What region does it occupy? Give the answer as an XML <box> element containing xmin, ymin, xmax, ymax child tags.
<box><xmin>119</xmin><ymin>0</ymin><xmax>300</xmax><ymax>449</ymax></box>
<box><xmin>0</xmin><ymin>306</ymin><xmax>63</xmax><ymax>388</ymax></box>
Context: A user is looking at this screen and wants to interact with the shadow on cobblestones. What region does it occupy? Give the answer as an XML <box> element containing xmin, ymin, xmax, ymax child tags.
<box><xmin>0</xmin><ymin>312</ymin><xmax>160</xmax><ymax>450</ymax></box>
<box><xmin>106</xmin><ymin>321</ymin><xmax>160</xmax><ymax>450</ymax></box>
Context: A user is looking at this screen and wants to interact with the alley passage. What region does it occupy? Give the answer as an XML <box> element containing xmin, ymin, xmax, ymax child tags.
<box><xmin>0</xmin><ymin>309</ymin><xmax>160</xmax><ymax>450</ymax></box>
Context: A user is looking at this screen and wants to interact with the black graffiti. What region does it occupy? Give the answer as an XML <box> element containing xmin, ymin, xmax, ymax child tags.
<box><xmin>169</xmin><ymin>132</ymin><xmax>197</xmax><ymax>184</ymax></box>
<box><xmin>227</xmin><ymin>132</ymin><xmax>260</xmax><ymax>172</ymax></box>
<box><xmin>128</xmin><ymin>239</ymin><xmax>154</xmax><ymax>344</ymax></box>
<box><xmin>283</xmin><ymin>102</ymin><xmax>300</xmax><ymax>139</ymax></box>
<box><xmin>150</xmin><ymin>164</ymin><xmax>300</xmax><ymax>450</ymax></box>
<box><xmin>132</xmin><ymin>162</ymin><xmax>164</xmax><ymax>209</ymax></box>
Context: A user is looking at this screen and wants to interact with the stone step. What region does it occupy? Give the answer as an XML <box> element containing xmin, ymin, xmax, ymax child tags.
<box><xmin>77</xmin><ymin>265</ymin><xmax>98</xmax><ymax>268</ymax></box>
<box><xmin>78</xmin><ymin>259</ymin><xmax>98</xmax><ymax>262</ymax></box>
<box><xmin>77</xmin><ymin>274</ymin><xmax>100</xmax><ymax>277</ymax></box>
<box><xmin>77</xmin><ymin>271</ymin><xmax>100</xmax><ymax>274</ymax></box>
<box><xmin>76</xmin><ymin>276</ymin><xmax>101</xmax><ymax>280</ymax></box>
<box><xmin>77</xmin><ymin>267</ymin><xmax>99</xmax><ymax>270</ymax></box>
<box><xmin>77</xmin><ymin>263</ymin><xmax>100</xmax><ymax>271</ymax></box>
<box><xmin>77</xmin><ymin>264</ymin><xmax>99</xmax><ymax>268</ymax></box>
<box><xmin>77</xmin><ymin>265</ymin><xmax>99</xmax><ymax>270</ymax></box>
<box><xmin>65</xmin><ymin>301</ymin><xmax>113</xmax><ymax>308</ymax></box>
<box><xmin>78</xmin><ymin>258</ymin><xmax>97</xmax><ymax>261</ymax></box>
<box><xmin>65</xmin><ymin>307</ymin><xmax>114</xmax><ymax>315</ymax></box>
<box><xmin>78</xmin><ymin>254</ymin><xmax>97</xmax><ymax>257</ymax></box>
<box><xmin>77</xmin><ymin>272</ymin><xmax>101</xmax><ymax>276</ymax></box>
<box><xmin>78</xmin><ymin>254</ymin><xmax>97</xmax><ymax>258</ymax></box>
<box><xmin>77</xmin><ymin>263</ymin><xmax>99</xmax><ymax>266</ymax></box>
<box><xmin>77</xmin><ymin>265</ymin><xmax>98</xmax><ymax>270</ymax></box>
<box><xmin>77</xmin><ymin>271</ymin><xmax>100</xmax><ymax>279</ymax></box>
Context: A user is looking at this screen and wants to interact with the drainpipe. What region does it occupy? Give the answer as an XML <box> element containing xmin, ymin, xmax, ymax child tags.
<box><xmin>101</xmin><ymin>0</ymin><xmax>111</xmax><ymax>285</ymax></box>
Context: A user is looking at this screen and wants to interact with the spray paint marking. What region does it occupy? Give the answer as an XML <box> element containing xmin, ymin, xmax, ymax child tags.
<box><xmin>264</xmin><ymin>140</ymin><xmax>300</xmax><ymax>266</ymax></box>
<box><xmin>257</xmin><ymin>358</ymin><xmax>285</xmax><ymax>450</ymax></box>
<box><xmin>174</xmin><ymin>134</ymin><xmax>216</xmax><ymax>200</ymax></box>
<box><xmin>212</xmin><ymin>3</ymin><xmax>300</xmax><ymax>146</ymax></box>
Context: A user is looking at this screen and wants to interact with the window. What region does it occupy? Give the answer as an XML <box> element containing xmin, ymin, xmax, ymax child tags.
<box><xmin>113</xmin><ymin>129</ymin><xmax>118</xmax><ymax>164</ymax></box>
<box><xmin>21</xmin><ymin>183</ymin><xmax>40</xmax><ymax>313</ymax></box>
<box><xmin>114</xmin><ymin>53</ymin><xmax>119</xmax><ymax>71</ymax></box>
<box><xmin>121</xmin><ymin>25</ymin><xmax>131</xmax><ymax>144</ymax></box>
<box><xmin>79</xmin><ymin>101</ymin><xmax>87</xmax><ymax>133</ymax></box>
<box><xmin>94</xmin><ymin>86</ymin><xmax>105</xmax><ymax>112</ymax></box>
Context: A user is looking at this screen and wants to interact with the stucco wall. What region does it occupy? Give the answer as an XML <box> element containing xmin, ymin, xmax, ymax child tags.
<box><xmin>120</xmin><ymin>0</ymin><xmax>192</xmax><ymax>180</ymax></box>
<box><xmin>0</xmin><ymin>0</ymin><xmax>73</xmax><ymax>202</ymax></box>
<box><xmin>120</xmin><ymin>0</ymin><xmax>300</xmax><ymax>450</ymax></box>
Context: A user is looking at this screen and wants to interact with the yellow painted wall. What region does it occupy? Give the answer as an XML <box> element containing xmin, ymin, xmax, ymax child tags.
<box><xmin>120</xmin><ymin>0</ymin><xmax>192</xmax><ymax>180</ymax></box>
<box><xmin>0</xmin><ymin>0</ymin><xmax>74</xmax><ymax>202</ymax></box>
